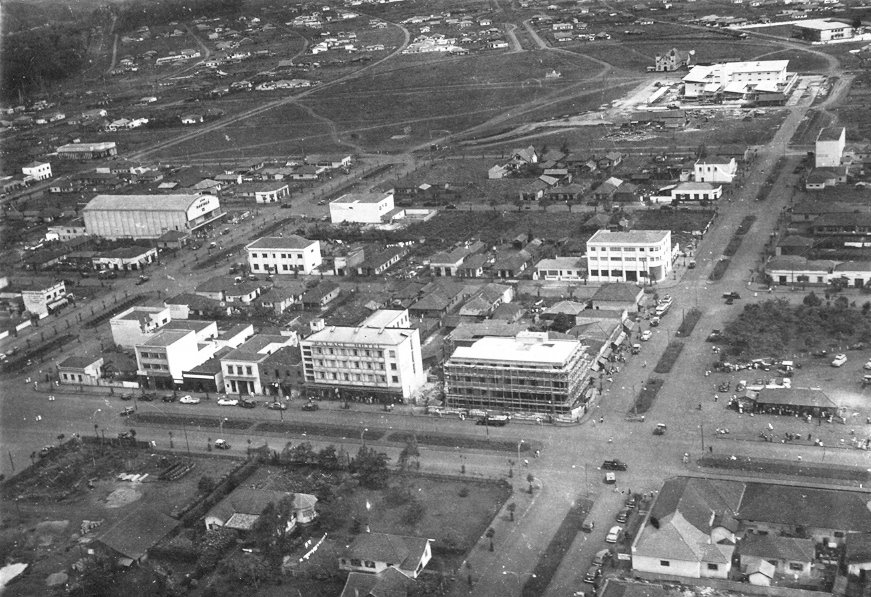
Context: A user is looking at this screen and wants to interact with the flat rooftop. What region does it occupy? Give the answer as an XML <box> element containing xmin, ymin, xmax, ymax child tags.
<box><xmin>246</xmin><ymin>235</ymin><xmax>316</xmax><ymax>250</ymax></box>
<box><xmin>332</xmin><ymin>192</ymin><xmax>389</xmax><ymax>205</ymax></box>
<box><xmin>588</xmin><ymin>229</ymin><xmax>670</xmax><ymax>245</ymax></box>
<box><xmin>450</xmin><ymin>334</ymin><xmax>581</xmax><ymax>365</ymax></box>
<box><xmin>818</xmin><ymin>126</ymin><xmax>845</xmax><ymax>142</ymax></box>
<box><xmin>794</xmin><ymin>19</ymin><xmax>851</xmax><ymax>31</ymax></box>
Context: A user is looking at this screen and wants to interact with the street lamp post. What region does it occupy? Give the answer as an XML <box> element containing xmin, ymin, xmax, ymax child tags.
<box><xmin>219</xmin><ymin>417</ymin><xmax>228</xmax><ymax>436</ymax></box>
<box><xmin>517</xmin><ymin>439</ymin><xmax>524</xmax><ymax>463</ymax></box>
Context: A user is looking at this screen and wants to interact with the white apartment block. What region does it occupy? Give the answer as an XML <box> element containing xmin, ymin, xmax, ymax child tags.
<box><xmin>815</xmin><ymin>126</ymin><xmax>845</xmax><ymax>168</ymax></box>
<box><xmin>586</xmin><ymin>229</ymin><xmax>673</xmax><ymax>284</ymax></box>
<box><xmin>694</xmin><ymin>157</ymin><xmax>737</xmax><ymax>184</ymax></box>
<box><xmin>683</xmin><ymin>60</ymin><xmax>788</xmax><ymax>98</ymax></box>
<box><xmin>246</xmin><ymin>235</ymin><xmax>322</xmax><ymax>275</ymax></box>
<box><xmin>329</xmin><ymin>191</ymin><xmax>395</xmax><ymax>224</ymax></box>
<box><xmin>22</xmin><ymin>161</ymin><xmax>52</xmax><ymax>181</ymax></box>
<box><xmin>22</xmin><ymin>281</ymin><xmax>67</xmax><ymax>317</ymax></box>
<box><xmin>111</xmin><ymin>306</ymin><xmax>172</xmax><ymax>349</ymax></box>
<box><xmin>301</xmin><ymin>309</ymin><xmax>425</xmax><ymax>399</ymax></box>
<box><xmin>136</xmin><ymin>329</ymin><xmax>217</xmax><ymax>388</ymax></box>
<box><xmin>444</xmin><ymin>332</ymin><xmax>592</xmax><ymax>415</ymax></box>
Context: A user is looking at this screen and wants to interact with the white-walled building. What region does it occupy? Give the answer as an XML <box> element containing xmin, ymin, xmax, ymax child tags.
<box><xmin>136</xmin><ymin>329</ymin><xmax>217</xmax><ymax>388</ymax></box>
<box><xmin>671</xmin><ymin>181</ymin><xmax>723</xmax><ymax>202</ymax></box>
<box><xmin>22</xmin><ymin>281</ymin><xmax>67</xmax><ymax>317</ymax></box>
<box><xmin>793</xmin><ymin>19</ymin><xmax>853</xmax><ymax>43</ymax></box>
<box><xmin>444</xmin><ymin>331</ymin><xmax>592</xmax><ymax>416</ymax></box>
<box><xmin>683</xmin><ymin>60</ymin><xmax>789</xmax><ymax>98</ymax></box>
<box><xmin>22</xmin><ymin>161</ymin><xmax>52</xmax><ymax>181</ymax></box>
<box><xmin>300</xmin><ymin>309</ymin><xmax>425</xmax><ymax>400</ymax></box>
<box><xmin>329</xmin><ymin>191</ymin><xmax>395</xmax><ymax>224</ymax></box>
<box><xmin>111</xmin><ymin>306</ymin><xmax>172</xmax><ymax>349</ymax></box>
<box><xmin>220</xmin><ymin>334</ymin><xmax>297</xmax><ymax>395</ymax></box>
<box><xmin>83</xmin><ymin>194</ymin><xmax>224</xmax><ymax>239</ymax></box>
<box><xmin>694</xmin><ymin>157</ymin><xmax>737</xmax><ymax>184</ymax></box>
<box><xmin>815</xmin><ymin>126</ymin><xmax>845</xmax><ymax>168</ymax></box>
<box><xmin>586</xmin><ymin>229</ymin><xmax>673</xmax><ymax>284</ymax></box>
<box><xmin>245</xmin><ymin>236</ymin><xmax>322</xmax><ymax>275</ymax></box>
<box><xmin>534</xmin><ymin>257</ymin><xmax>586</xmax><ymax>281</ymax></box>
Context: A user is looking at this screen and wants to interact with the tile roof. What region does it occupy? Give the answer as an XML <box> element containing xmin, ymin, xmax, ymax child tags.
<box><xmin>739</xmin><ymin>534</ymin><xmax>815</xmax><ymax>563</ymax></box>
<box><xmin>83</xmin><ymin>194</ymin><xmax>209</xmax><ymax>212</ymax></box>
<box><xmin>737</xmin><ymin>483</ymin><xmax>871</xmax><ymax>532</ymax></box>
<box><xmin>593</xmin><ymin>283</ymin><xmax>643</xmax><ymax>303</ymax></box>
<box><xmin>754</xmin><ymin>388</ymin><xmax>837</xmax><ymax>409</ymax></box>
<box><xmin>339</xmin><ymin>568</ymin><xmax>415</xmax><ymax>597</ymax></box>
<box><xmin>343</xmin><ymin>533</ymin><xmax>432</xmax><ymax>574</ymax></box>
<box><xmin>97</xmin><ymin>507</ymin><xmax>179</xmax><ymax>560</ymax></box>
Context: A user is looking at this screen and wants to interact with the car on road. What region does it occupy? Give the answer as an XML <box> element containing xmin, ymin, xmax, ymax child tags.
<box><xmin>831</xmin><ymin>354</ymin><xmax>848</xmax><ymax>367</ymax></box>
<box><xmin>593</xmin><ymin>549</ymin><xmax>611</xmax><ymax>567</ymax></box>
<box><xmin>583</xmin><ymin>565</ymin><xmax>602</xmax><ymax>584</ymax></box>
<box><xmin>601</xmin><ymin>459</ymin><xmax>628</xmax><ymax>471</ymax></box>
<box><xmin>625</xmin><ymin>495</ymin><xmax>637</xmax><ymax>509</ymax></box>
<box><xmin>302</xmin><ymin>401</ymin><xmax>319</xmax><ymax>411</ymax></box>
<box><xmin>864</xmin><ymin>360</ymin><xmax>871</xmax><ymax>371</ymax></box>
<box><xmin>706</xmin><ymin>329</ymin><xmax>722</xmax><ymax>342</ymax></box>
<box><xmin>162</xmin><ymin>395</ymin><xmax>176</xmax><ymax>403</ymax></box>
<box><xmin>605</xmin><ymin>526</ymin><xmax>622</xmax><ymax>544</ymax></box>
<box><xmin>616</xmin><ymin>507</ymin><xmax>631</xmax><ymax>523</ymax></box>
<box><xmin>722</xmin><ymin>291</ymin><xmax>741</xmax><ymax>300</ymax></box>
<box><xmin>179</xmin><ymin>395</ymin><xmax>200</xmax><ymax>404</ymax></box>
<box><xmin>631</xmin><ymin>343</ymin><xmax>641</xmax><ymax>355</ymax></box>
<box><xmin>267</xmin><ymin>401</ymin><xmax>288</xmax><ymax>410</ymax></box>
<box><xmin>120</xmin><ymin>393</ymin><xmax>132</xmax><ymax>401</ymax></box>
<box><xmin>214</xmin><ymin>439</ymin><xmax>231</xmax><ymax>450</ymax></box>
<box><xmin>218</xmin><ymin>398</ymin><xmax>239</xmax><ymax>406</ymax></box>
<box><xmin>649</xmin><ymin>316</ymin><xmax>660</xmax><ymax>327</ymax></box>
<box><xmin>239</xmin><ymin>399</ymin><xmax>256</xmax><ymax>409</ymax></box>
<box><xmin>581</xmin><ymin>519</ymin><xmax>595</xmax><ymax>533</ymax></box>
<box><xmin>653</xmin><ymin>423</ymin><xmax>667</xmax><ymax>436</ymax></box>
<box><xmin>120</xmin><ymin>406</ymin><xmax>135</xmax><ymax>416</ymax></box>
<box><xmin>136</xmin><ymin>275</ymin><xmax>150</xmax><ymax>285</ymax></box>
<box><xmin>640</xmin><ymin>330</ymin><xmax>652</xmax><ymax>341</ymax></box>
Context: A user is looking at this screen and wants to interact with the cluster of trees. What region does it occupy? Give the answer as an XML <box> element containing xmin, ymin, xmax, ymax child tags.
<box><xmin>721</xmin><ymin>297</ymin><xmax>871</xmax><ymax>358</ymax></box>
<box><xmin>2</xmin><ymin>25</ymin><xmax>89</xmax><ymax>102</ymax></box>
<box><xmin>113</xmin><ymin>0</ymin><xmax>244</xmax><ymax>33</ymax></box>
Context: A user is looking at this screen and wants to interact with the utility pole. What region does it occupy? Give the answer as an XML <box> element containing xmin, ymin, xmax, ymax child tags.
<box><xmin>699</xmin><ymin>423</ymin><xmax>705</xmax><ymax>454</ymax></box>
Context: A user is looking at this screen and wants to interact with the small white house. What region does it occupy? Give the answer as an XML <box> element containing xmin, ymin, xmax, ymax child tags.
<box><xmin>22</xmin><ymin>161</ymin><xmax>52</xmax><ymax>181</ymax></box>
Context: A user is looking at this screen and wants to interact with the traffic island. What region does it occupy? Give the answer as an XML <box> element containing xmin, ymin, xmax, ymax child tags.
<box><xmin>698</xmin><ymin>454</ymin><xmax>871</xmax><ymax>484</ymax></box>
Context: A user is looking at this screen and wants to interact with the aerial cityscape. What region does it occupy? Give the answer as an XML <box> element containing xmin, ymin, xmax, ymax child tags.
<box><xmin>2</xmin><ymin>0</ymin><xmax>871</xmax><ymax>595</ymax></box>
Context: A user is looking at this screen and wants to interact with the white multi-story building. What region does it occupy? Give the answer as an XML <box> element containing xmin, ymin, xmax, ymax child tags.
<box><xmin>245</xmin><ymin>236</ymin><xmax>322</xmax><ymax>275</ymax></box>
<box><xmin>22</xmin><ymin>281</ymin><xmax>67</xmax><ymax>317</ymax></box>
<box><xmin>329</xmin><ymin>191</ymin><xmax>395</xmax><ymax>224</ymax></box>
<box><xmin>694</xmin><ymin>157</ymin><xmax>737</xmax><ymax>184</ymax></box>
<box><xmin>220</xmin><ymin>334</ymin><xmax>297</xmax><ymax>395</ymax></box>
<box><xmin>22</xmin><ymin>161</ymin><xmax>52</xmax><ymax>181</ymax></box>
<box><xmin>135</xmin><ymin>329</ymin><xmax>217</xmax><ymax>389</ymax></box>
<box><xmin>444</xmin><ymin>331</ymin><xmax>593</xmax><ymax>416</ymax></box>
<box><xmin>586</xmin><ymin>229</ymin><xmax>673</xmax><ymax>284</ymax></box>
<box><xmin>683</xmin><ymin>60</ymin><xmax>789</xmax><ymax>98</ymax></box>
<box><xmin>815</xmin><ymin>126</ymin><xmax>845</xmax><ymax>168</ymax></box>
<box><xmin>111</xmin><ymin>306</ymin><xmax>172</xmax><ymax>349</ymax></box>
<box><xmin>300</xmin><ymin>309</ymin><xmax>425</xmax><ymax>400</ymax></box>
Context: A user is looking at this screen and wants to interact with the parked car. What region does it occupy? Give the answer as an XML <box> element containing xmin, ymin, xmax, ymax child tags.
<box><xmin>625</xmin><ymin>495</ymin><xmax>637</xmax><ymax>509</ymax></box>
<box><xmin>706</xmin><ymin>329</ymin><xmax>722</xmax><ymax>342</ymax></box>
<box><xmin>139</xmin><ymin>393</ymin><xmax>155</xmax><ymax>402</ymax></box>
<box><xmin>581</xmin><ymin>519</ymin><xmax>595</xmax><ymax>533</ymax></box>
<box><xmin>120</xmin><ymin>393</ymin><xmax>132</xmax><ymax>401</ymax></box>
<box><xmin>239</xmin><ymin>399</ymin><xmax>256</xmax><ymax>408</ymax></box>
<box><xmin>120</xmin><ymin>406</ymin><xmax>135</xmax><ymax>416</ymax></box>
<box><xmin>653</xmin><ymin>423</ymin><xmax>667</xmax><ymax>435</ymax></box>
<box><xmin>217</xmin><ymin>398</ymin><xmax>239</xmax><ymax>406</ymax></box>
<box><xmin>179</xmin><ymin>395</ymin><xmax>200</xmax><ymax>404</ymax></box>
<box><xmin>302</xmin><ymin>401</ymin><xmax>319</xmax><ymax>411</ymax></box>
<box><xmin>135</xmin><ymin>275</ymin><xmax>150</xmax><ymax>285</ymax></box>
<box><xmin>831</xmin><ymin>354</ymin><xmax>848</xmax><ymax>367</ymax></box>
<box><xmin>267</xmin><ymin>401</ymin><xmax>288</xmax><ymax>411</ymax></box>
<box><xmin>605</xmin><ymin>526</ymin><xmax>622</xmax><ymax>543</ymax></box>
<box><xmin>601</xmin><ymin>459</ymin><xmax>628</xmax><ymax>471</ymax></box>
<box><xmin>162</xmin><ymin>395</ymin><xmax>176</xmax><ymax>403</ymax></box>
<box><xmin>583</xmin><ymin>565</ymin><xmax>602</xmax><ymax>584</ymax></box>
<box><xmin>863</xmin><ymin>360</ymin><xmax>871</xmax><ymax>371</ymax></box>
<box><xmin>214</xmin><ymin>439</ymin><xmax>231</xmax><ymax>450</ymax></box>
<box><xmin>722</xmin><ymin>291</ymin><xmax>741</xmax><ymax>299</ymax></box>
<box><xmin>616</xmin><ymin>507</ymin><xmax>631</xmax><ymax>523</ymax></box>
<box><xmin>39</xmin><ymin>445</ymin><xmax>55</xmax><ymax>457</ymax></box>
<box><xmin>593</xmin><ymin>549</ymin><xmax>611</xmax><ymax>567</ymax></box>
<box><xmin>631</xmin><ymin>343</ymin><xmax>641</xmax><ymax>355</ymax></box>
<box><xmin>640</xmin><ymin>330</ymin><xmax>652</xmax><ymax>341</ymax></box>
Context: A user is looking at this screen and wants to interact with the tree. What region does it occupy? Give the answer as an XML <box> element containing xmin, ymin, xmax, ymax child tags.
<box><xmin>72</xmin><ymin>554</ymin><xmax>118</xmax><ymax>597</ymax></box>
<box><xmin>252</xmin><ymin>496</ymin><xmax>297</xmax><ymax>557</ymax></box>
<box><xmin>550</xmin><ymin>312</ymin><xmax>574</xmax><ymax>333</ymax></box>
<box><xmin>398</xmin><ymin>437</ymin><xmax>420</xmax><ymax>473</ymax></box>
<box><xmin>853</xmin><ymin>15</ymin><xmax>862</xmax><ymax>29</ymax></box>
<box><xmin>803</xmin><ymin>292</ymin><xmax>822</xmax><ymax>307</ymax></box>
<box><xmin>486</xmin><ymin>527</ymin><xmax>495</xmax><ymax>551</ymax></box>
<box><xmin>317</xmin><ymin>445</ymin><xmax>339</xmax><ymax>470</ymax></box>
<box><xmin>198</xmin><ymin>475</ymin><xmax>216</xmax><ymax>495</ymax></box>
<box><xmin>352</xmin><ymin>446</ymin><xmax>390</xmax><ymax>489</ymax></box>
<box><xmin>507</xmin><ymin>502</ymin><xmax>516</xmax><ymax>522</ymax></box>
<box><xmin>224</xmin><ymin>553</ymin><xmax>270</xmax><ymax>589</ymax></box>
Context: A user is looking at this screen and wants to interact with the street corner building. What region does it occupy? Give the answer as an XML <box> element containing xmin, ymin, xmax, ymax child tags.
<box><xmin>443</xmin><ymin>331</ymin><xmax>595</xmax><ymax>417</ymax></box>
<box><xmin>82</xmin><ymin>194</ymin><xmax>225</xmax><ymax>240</ymax></box>
<box><xmin>586</xmin><ymin>229</ymin><xmax>675</xmax><ymax>284</ymax></box>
